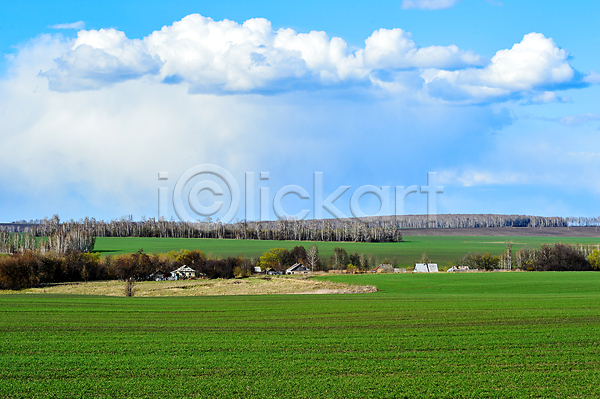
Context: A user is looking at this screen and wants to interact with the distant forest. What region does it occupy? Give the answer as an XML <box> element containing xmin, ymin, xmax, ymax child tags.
<box><xmin>1</xmin><ymin>214</ymin><xmax>597</xmax><ymax>253</ymax></box>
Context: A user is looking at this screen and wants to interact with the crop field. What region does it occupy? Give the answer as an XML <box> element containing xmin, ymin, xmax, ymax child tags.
<box><xmin>93</xmin><ymin>235</ymin><xmax>600</xmax><ymax>267</ymax></box>
<box><xmin>1</xmin><ymin>272</ymin><xmax>600</xmax><ymax>398</ymax></box>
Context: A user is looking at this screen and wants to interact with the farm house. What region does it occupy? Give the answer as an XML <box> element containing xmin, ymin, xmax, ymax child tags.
<box><xmin>286</xmin><ymin>263</ymin><xmax>310</xmax><ymax>275</ymax></box>
<box><xmin>171</xmin><ymin>265</ymin><xmax>196</xmax><ymax>279</ymax></box>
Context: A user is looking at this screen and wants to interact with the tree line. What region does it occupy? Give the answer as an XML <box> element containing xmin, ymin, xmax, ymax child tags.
<box><xmin>3</xmin><ymin>213</ymin><xmax>596</xmax><ymax>245</ymax></box>
<box><xmin>0</xmin><ymin>229</ymin><xmax>94</xmax><ymax>255</ymax></box>
<box><xmin>456</xmin><ymin>243</ymin><xmax>600</xmax><ymax>272</ymax></box>
<box><xmin>1</xmin><ymin>215</ymin><xmax>403</xmax><ymax>243</ymax></box>
<box><xmin>0</xmin><ymin>249</ymin><xmax>254</xmax><ymax>290</ymax></box>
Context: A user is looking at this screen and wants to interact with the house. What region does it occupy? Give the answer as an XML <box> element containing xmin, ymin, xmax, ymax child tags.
<box><xmin>171</xmin><ymin>265</ymin><xmax>196</xmax><ymax>279</ymax></box>
<box><xmin>286</xmin><ymin>263</ymin><xmax>310</xmax><ymax>275</ymax></box>
<box><xmin>149</xmin><ymin>270</ymin><xmax>169</xmax><ymax>281</ymax></box>
<box><xmin>265</xmin><ymin>268</ymin><xmax>283</xmax><ymax>275</ymax></box>
<box><xmin>254</xmin><ymin>266</ymin><xmax>262</xmax><ymax>274</ymax></box>
<box><xmin>413</xmin><ymin>263</ymin><xmax>438</xmax><ymax>273</ymax></box>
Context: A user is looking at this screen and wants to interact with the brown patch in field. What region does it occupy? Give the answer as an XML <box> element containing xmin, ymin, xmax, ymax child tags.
<box><xmin>3</xmin><ymin>276</ymin><xmax>377</xmax><ymax>297</ymax></box>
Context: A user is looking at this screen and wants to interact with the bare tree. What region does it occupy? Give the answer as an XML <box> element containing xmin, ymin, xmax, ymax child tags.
<box><xmin>124</xmin><ymin>279</ymin><xmax>135</xmax><ymax>297</ymax></box>
<box><xmin>306</xmin><ymin>244</ymin><xmax>319</xmax><ymax>272</ymax></box>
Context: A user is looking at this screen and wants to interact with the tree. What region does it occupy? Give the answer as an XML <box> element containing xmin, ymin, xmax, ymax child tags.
<box><xmin>257</xmin><ymin>248</ymin><xmax>290</xmax><ymax>271</ymax></box>
<box><xmin>457</xmin><ymin>252</ymin><xmax>499</xmax><ymax>270</ymax></box>
<box><xmin>348</xmin><ymin>252</ymin><xmax>360</xmax><ymax>268</ymax></box>
<box><xmin>477</xmin><ymin>253</ymin><xmax>500</xmax><ymax>271</ymax></box>
<box><xmin>588</xmin><ymin>249</ymin><xmax>600</xmax><ymax>270</ymax></box>
<box><xmin>306</xmin><ymin>245</ymin><xmax>319</xmax><ymax>272</ymax></box>
<box><xmin>500</xmin><ymin>244</ymin><xmax>513</xmax><ymax>270</ymax></box>
<box><xmin>346</xmin><ymin>264</ymin><xmax>358</xmax><ymax>274</ymax></box>
<box><xmin>331</xmin><ymin>247</ymin><xmax>348</xmax><ymax>269</ymax></box>
<box><xmin>124</xmin><ymin>278</ymin><xmax>135</xmax><ymax>297</ymax></box>
<box><xmin>358</xmin><ymin>253</ymin><xmax>369</xmax><ymax>271</ymax></box>
<box><xmin>515</xmin><ymin>247</ymin><xmax>536</xmax><ymax>270</ymax></box>
<box><xmin>290</xmin><ymin>246</ymin><xmax>307</xmax><ymax>265</ymax></box>
<box><xmin>177</xmin><ymin>250</ymin><xmax>206</xmax><ymax>271</ymax></box>
<box><xmin>536</xmin><ymin>244</ymin><xmax>591</xmax><ymax>271</ymax></box>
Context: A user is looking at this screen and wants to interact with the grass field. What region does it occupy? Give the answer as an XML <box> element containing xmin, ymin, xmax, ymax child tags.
<box><xmin>2</xmin><ymin>272</ymin><xmax>600</xmax><ymax>398</ymax></box>
<box><xmin>93</xmin><ymin>235</ymin><xmax>600</xmax><ymax>267</ymax></box>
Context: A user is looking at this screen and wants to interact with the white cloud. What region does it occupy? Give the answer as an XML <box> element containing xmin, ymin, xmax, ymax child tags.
<box><xmin>362</xmin><ymin>28</ymin><xmax>483</xmax><ymax>70</ymax></box>
<box><xmin>41</xmin><ymin>29</ymin><xmax>163</xmax><ymax>91</ymax></box>
<box><xmin>439</xmin><ymin>170</ymin><xmax>531</xmax><ymax>187</ymax></box>
<box><xmin>583</xmin><ymin>70</ymin><xmax>600</xmax><ymax>84</ymax></box>
<box><xmin>402</xmin><ymin>0</ymin><xmax>460</xmax><ymax>10</ymax></box>
<box><xmin>530</xmin><ymin>91</ymin><xmax>559</xmax><ymax>103</ymax></box>
<box><xmin>48</xmin><ymin>21</ymin><xmax>85</xmax><ymax>30</ymax></box>
<box><xmin>39</xmin><ymin>14</ymin><xmax>485</xmax><ymax>94</ymax></box>
<box><xmin>426</xmin><ymin>33</ymin><xmax>575</xmax><ymax>103</ymax></box>
<box><xmin>478</xmin><ymin>33</ymin><xmax>573</xmax><ymax>90</ymax></box>
<box><xmin>36</xmin><ymin>16</ymin><xmax>583</xmax><ymax>106</ymax></box>
<box><xmin>554</xmin><ymin>113</ymin><xmax>600</xmax><ymax>127</ymax></box>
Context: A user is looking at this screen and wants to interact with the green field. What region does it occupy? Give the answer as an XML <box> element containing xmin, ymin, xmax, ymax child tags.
<box><xmin>93</xmin><ymin>236</ymin><xmax>600</xmax><ymax>267</ymax></box>
<box><xmin>2</xmin><ymin>272</ymin><xmax>600</xmax><ymax>398</ymax></box>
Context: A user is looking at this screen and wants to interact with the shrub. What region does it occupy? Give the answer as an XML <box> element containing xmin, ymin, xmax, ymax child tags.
<box><xmin>536</xmin><ymin>244</ymin><xmax>591</xmax><ymax>271</ymax></box>
<box><xmin>588</xmin><ymin>249</ymin><xmax>600</xmax><ymax>270</ymax></box>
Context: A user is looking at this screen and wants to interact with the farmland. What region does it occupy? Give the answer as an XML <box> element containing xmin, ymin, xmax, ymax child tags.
<box><xmin>2</xmin><ymin>272</ymin><xmax>600</xmax><ymax>398</ymax></box>
<box><xmin>93</xmin><ymin>235</ymin><xmax>600</xmax><ymax>267</ymax></box>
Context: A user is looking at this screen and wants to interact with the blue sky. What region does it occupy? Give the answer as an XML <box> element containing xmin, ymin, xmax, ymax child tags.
<box><xmin>1</xmin><ymin>0</ymin><xmax>599</xmax><ymax>222</ymax></box>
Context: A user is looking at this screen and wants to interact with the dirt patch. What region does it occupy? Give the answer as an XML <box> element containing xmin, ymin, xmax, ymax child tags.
<box><xmin>4</xmin><ymin>276</ymin><xmax>377</xmax><ymax>297</ymax></box>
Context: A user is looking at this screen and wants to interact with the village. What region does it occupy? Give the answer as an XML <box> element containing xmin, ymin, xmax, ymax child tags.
<box><xmin>148</xmin><ymin>262</ymin><xmax>462</xmax><ymax>281</ymax></box>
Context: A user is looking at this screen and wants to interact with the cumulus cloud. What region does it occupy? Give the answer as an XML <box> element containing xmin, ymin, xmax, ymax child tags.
<box><xmin>426</xmin><ymin>33</ymin><xmax>576</xmax><ymax>103</ymax></box>
<box><xmin>402</xmin><ymin>0</ymin><xmax>460</xmax><ymax>10</ymax></box>
<box><xmin>49</xmin><ymin>21</ymin><xmax>85</xmax><ymax>30</ymax></box>
<box><xmin>362</xmin><ymin>28</ymin><xmax>483</xmax><ymax>70</ymax></box>
<box><xmin>40</xmin><ymin>14</ymin><xmax>483</xmax><ymax>94</ymax></box>
<box><xmin>37</xmin><ymin>15</ymin><xmax>585</xmax><ymax>104</ymax></box>
<box><xmin>41</xmin><ymin>29</ymin><xmax>163</xmax><ymax>91</ymax></box>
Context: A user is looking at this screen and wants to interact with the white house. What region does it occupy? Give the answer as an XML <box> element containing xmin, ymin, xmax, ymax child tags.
<box><xmin>171</xmin><ymin>265</ymin><xmax>196</xmax><ymax>279</ymax></box>
<box><xmin>413</xmin><ymin>263</ymin><xmax>438</xmax><ymax>273</ymax></box>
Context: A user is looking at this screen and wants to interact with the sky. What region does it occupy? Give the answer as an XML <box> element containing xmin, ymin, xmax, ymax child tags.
<box><xmin>1</xmin><ymin>0</ymin><xmax>599</xmax><ymax>223</ymax></box>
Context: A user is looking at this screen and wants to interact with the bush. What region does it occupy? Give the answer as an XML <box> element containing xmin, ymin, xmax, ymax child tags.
<box><xmin>457</xmin><ymin>253</ymin><xmax>500</xmax><ymax>270</ymax></box>
<box><xmin>588</xmin><ymin>249</ymin><xmax>600</xmax><ymax>270</ymax></box>
<box><xmin>536</xmin><ymin>244</ymin><xmax>591</xmax><ymax>271</ymax></box>
<box><xmin>0</xmin><ymin>252</ymin><xmax>40</xmax><ymax>290</ymax></box>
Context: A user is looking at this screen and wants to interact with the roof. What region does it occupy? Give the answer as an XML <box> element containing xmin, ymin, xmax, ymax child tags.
<box><xmin>173</xmin><ymin>265</ymin><xmax>196</xmax><ymax>273</ymax></box>
<box><xmin>286</xmin><ymin>263</ymin><xmax>309</xmax><ymax>272</ymax></box>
